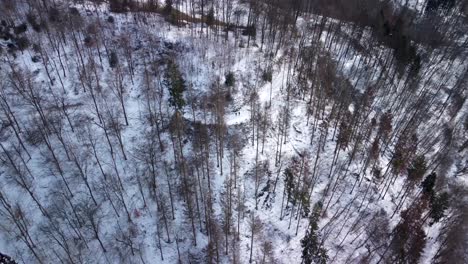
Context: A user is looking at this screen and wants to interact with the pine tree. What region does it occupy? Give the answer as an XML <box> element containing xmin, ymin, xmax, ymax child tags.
<box><xmin>337</xmin><ymin>112</ymin><xmax>352</xmax><ymax>149</ymax></box>
<box><xmin>110</xmin><ymin>0</ymin><xmax>129</xmax><ymax>13</ymax></box>
<box><xmin>392</xmin><ymin>133</ymin><xmax>418</xmax><ymax>174</ymax></box>
<box><xmin>0</xmin><ymin>253</ymin><xmax>17</xmax><ymax>264</ymax></box>
<box><xmin>166</xmin><ymin>60</ymin><xmax>186</xmax><ymax>111</ymax></box>
<box><xmin>430</xmin><ymin>192</ymin><xmax>449</xmax><ymax>224</ymax></box>
<box><xmin>391</xmin><ymin>203</ymin><xmax>427</xmax><ymax>264</ymax></box>
<box><xmin>421</xmin><ymin>172</ymin><xmax>437</xmax><ymax>196</ymax></box>
<box><xmin>206</xmin><ymin>7</ymin><xmax>215</xmax><ymax>26</ymax></box>
<box><xmin>301</xmin><ymin>202</ymin><xmax>328</xmax><ymax>264</ymax></box>
<box><xmin>407</xmin><ymin>155</ymin><xmax>427</xmax><ymax>183</ymax></box>
<box><xmin>262</xmin><ymin>70</ymin><xmax>272</xmax><ymax>83</ymax></box>
<box><xmin>284</xmin><ymin>167</ymin><xmax>295</xmax><ymax>200</ymax></box>
<box><xmin>164</xmin><ymin>0</ymin><xmax>173</xmax><ymax>15</ymax></box>
<box><xmin>109</xmin><ymin>51</ymin><xmax>119</xmax><ymax>68</ymax></box>
<box><xmin>378</xmin><ymin>111</ymin><xmax>393</xmax><ymax>139</ymax></box>
<box><xmin>225</xmin><ymin>72</ymin><xmax>235</xmax><ymax>87</ymax></box>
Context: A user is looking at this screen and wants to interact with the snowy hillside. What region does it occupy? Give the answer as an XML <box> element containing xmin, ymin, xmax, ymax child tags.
<box><xmin>0</xmin><ymin>0</ymin><xmax>467</xmax><ymax>263</ymax></box>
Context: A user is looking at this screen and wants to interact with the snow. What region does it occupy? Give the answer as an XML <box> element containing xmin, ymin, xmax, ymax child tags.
<box><xmin>0</xmin><ymin>0</ymin><xmax>466</xmax><ymax>263</ymax></box>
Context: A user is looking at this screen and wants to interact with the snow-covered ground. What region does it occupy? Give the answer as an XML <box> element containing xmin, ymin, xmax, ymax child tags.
<box><xmin>0</xmin><ymin>1</ymin><xmax>467</xmax><ymax>264</ymax></box>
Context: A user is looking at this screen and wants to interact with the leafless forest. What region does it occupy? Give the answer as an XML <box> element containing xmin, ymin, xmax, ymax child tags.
<box><xmin>0</xmin><ymin>0</ymin><xmax>467</xmax><ymax>263</ymax></box>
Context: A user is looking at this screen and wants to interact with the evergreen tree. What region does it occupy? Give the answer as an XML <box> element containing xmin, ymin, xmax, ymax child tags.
<box><xmin>146</xmin><ymin>0</ymin><xmax>158</xmax><ymax>10</ymax></box>
<box><xmin>262</xmin><ymin>69</ymin><xmax>272</xmax><ymax>83</ymax></box>
<box><xmin>164</xmin><ymin>0</ymin><xmax>173</xmax><ymax>15</ymax></box>
<box><xmin>110</xmin><ymin>0</ymin><xmax>127</xmax><ymax>13</ymax></box>
<box><xmin>16</xmin><ymin>36</ymin><xmax>30</xmax><ymax>51</ymax></box>
<box><xmin>337</xmin><ymin>112</ymin><xmax>352</xmax><ymax>149</ymax></box>
<box><xmin>225</xmin><ymin>72</ymin><xmax>235</xmax><ymax>87</ymax></box>
<box><xmin>391</xmin><ymin>204</ymin><xmax>426</xmax><ymax>263</ymax></box>
<box><xmin>166</xmin><ymin>60</ymin><xmax>186</xmax><ymax>111</ymax></box>
<box><xmin>378</xmin><ymin>111</ymin><xmax>393</xmax><ymax>139</ymax></box>
<box><xmin>0</xmin><ymin>253</ymin><xmax>17</xmax><ymax>264</ymax></box>
<box><xmin>206</xmin><ymin>7</ymin><xmax>215</xmax><ymax>26</ymax></box>
<box><xmin>426</xmin><ymin>0</ymin><xmax>456</xmax><ymax>12</ymax></box>
<box><xmin>430</xmin><ymin>192</ymin><xmax>449</xmax><ymax>224</ymax></box>
<box><xmin>13</xmin><ymin>23</ymin><xmax>27</xmax><ymax>35</ymax></box>
<box><xmin>301</xmin><ymin>202</ymin><xmax>328</xmax><ymax>264</ymax></box>
<box><xmin>284</xmin><ymin>167</ymin><xmax>295</xmax><ymax>199</ymax></box>
<box><xmin>109</xmin><ymin>51</ymin><xmax>119</xmax><ymax>68</ymax></box>
<box><xmin>407</xmin><ymin>155</ymin><xmax>427</xmax><ymax>183</ymax></box>
<box><xmin>392</xmin><ymin>133</ymin><xmax>418</xmax><ymax>174</ymax></box>
<box><xmin>421</xmin><ymin>172</ymin><xmax>437</xmax><ymax>196</ymax></box>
